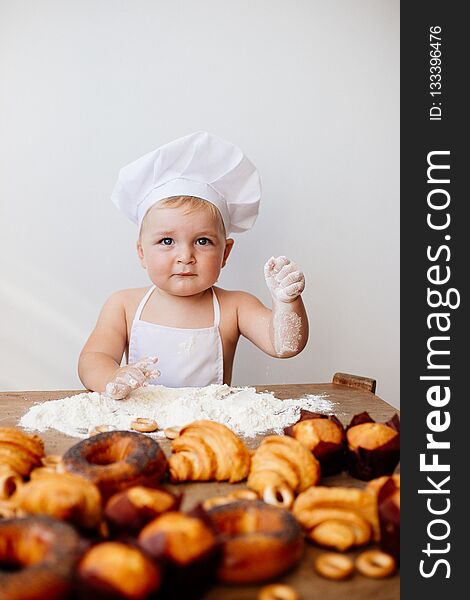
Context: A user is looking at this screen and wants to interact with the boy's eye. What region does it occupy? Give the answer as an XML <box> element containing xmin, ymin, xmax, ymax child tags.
<box><xmin>159</xmin><ymin>238</ymin><xmax>174</xmax><ymax>246</ymax></box>
<box><xmin>196</xmin><ymin>237</ymin><xmax>212</xmax><ymax>246</ymax></box>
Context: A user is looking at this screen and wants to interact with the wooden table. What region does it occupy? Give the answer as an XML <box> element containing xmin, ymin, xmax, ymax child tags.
<box><xmin>0</xmin><ymin>374</ymin><xmax>399</xmax><ymax>600</ymax></box>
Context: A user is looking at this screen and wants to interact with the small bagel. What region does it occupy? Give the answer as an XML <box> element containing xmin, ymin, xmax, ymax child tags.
<box><xmin>259</xmin><ymin>583</ymin><xmax>299</xmax><ymax>600</ymax></box>
<box><xmin>88</xmin><ymin>424</ymin><xmax>117</xmax><ymax>436</ymax></box>
<box><xmin>131</xmin><ymin>418</ymin><xmax>159</xmax><ymax>433</ymax></box>
<box><xmin>314</xmin><ymin>552</ymin><xmax>354</xmax><ymax>580</ymax></box>
<box><xmin>309</xmin><ymin>520</ymin><xmax>356</xmax><ymax>552</ymax></box>
<box><xmin>263</xmin><ymin>485</ymin><xmax>294</xmax><ymax>509</ymax></box>
<box><xmin>356</xmin><ymin>550</ymin><xmax>396</xmax><ymax>578</ymax></box>
<box><xmin>164</xmin><ymin>426</ymin><xmax>182</xmax><ymax>440</ymax></box>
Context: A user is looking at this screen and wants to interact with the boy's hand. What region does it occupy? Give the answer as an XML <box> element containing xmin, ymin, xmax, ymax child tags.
<box><xmin>264</xmin><ymin>256</ymin><xmax>305</xmax><ymax>303</ymax></box>
<box><xmin>103</xmin><ymin>357</ymin><xmax>159</xmax><ymax>400</ymax></box>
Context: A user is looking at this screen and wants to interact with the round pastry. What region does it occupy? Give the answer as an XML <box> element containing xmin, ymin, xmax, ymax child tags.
<box><xmin>131</xmin><ymin>418</ymin><xmax>159</xmax><ymax>433</ymax></box>
<box><xmin>347</xmin><ymin>423</ymin><xmax>398</xmax><ymax>450</ymax></box>
<box><xmin>285</xmin><ymin>412</ymin><xmax>345</xmax><ymax>475</ymax></box>
<box><xmin>62</xmin><ymin>430</ymin><xmax>167</xmax><ymax>499</ymax></box>
<box><xmin>0</xmin><ymin>515</ymin><xmax>84</xmax><ymax>600</ymax></box>
<box><xmin>258</xmin><ymin>583</ymin><xmax>299</xmax><ymax>600</ymax></box>
<box><xmin>88</xmin><ymin>424</ymin><xmax>117</xmax><ymax>436</ymax></box>
<box><xmin>12</xmin><ymin>471</ymin><xmax>102</xmax><ymax>529</ymax></box>
<box><xmin>207</xmin><ymin>499</ymin><xmax>304</xmax><ymax>584</ymax></box>
<box><xmin>138</xmin><ymin>511</ymin><xmax>219</xmax><ymax>597</ymax></box>
<box><xmin>138</xmin><ymin>511</ymin><xmax>218</xmax><ymax>566</ymax></box>
<box><xmin>314</xmin><ymin>552</ymin><xmax>354</xmax><ymax>580</ymax></box>
<box><xmin>346</xmin><ymin>413</ymin><xmax>400</xmax><ymax>481</ymax></box>
<box><xmin>164</xmin><ymin>427</ymin><xmax>182</xmax><ymax>440</ymax></box>
<box><xmin>105</xmin><ymin>486</ymin><xmax>180</xmax><ymax>534</ymax></box>
<box><xmin>355</xmin><ymin>549</ymin><xmax>396</xmax><ymax>579</ymax></box>
<box><xmin>78</xmin><ymin>541</ymin><xmax>161</xmax><ymax>599</ymax></box>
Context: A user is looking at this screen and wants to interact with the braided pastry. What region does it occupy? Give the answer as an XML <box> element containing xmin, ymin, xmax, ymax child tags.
<box><xmin>292</xmin><ymin>485</ymin><xmax>379</xmax><ymax>550</ymax></box>
<box><xmin>248</xmin><ymin>435</ymin><xmax>320</xmax><ymax>508</ymax></box>
<box><xmin>169</xmin><ymin>420</ymin><xmax>251</xmax><ymax>483</ymax></box>
<box><xmin>0</xmin><ymin>427</ymin><xmax>45</xmax><ymax>477</ymax></box>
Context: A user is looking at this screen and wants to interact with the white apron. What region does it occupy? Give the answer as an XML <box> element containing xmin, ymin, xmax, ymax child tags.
<box><xmin>128</xmin><ymin>286</ymin><xmax>224</xmax><ymax>387</ymax></box>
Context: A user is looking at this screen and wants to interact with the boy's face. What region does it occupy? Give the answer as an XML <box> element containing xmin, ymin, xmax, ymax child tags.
<box><xmin>137</xmin><ymin>205</ymin><xmax>234</xmax><ymax>297</ymax></box>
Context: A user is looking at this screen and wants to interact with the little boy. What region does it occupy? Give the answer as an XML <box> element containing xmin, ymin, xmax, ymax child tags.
<box><xmin>78</xmin><ymin>131</ymin><xmax>308</xmax><ymax>399</ymax></box>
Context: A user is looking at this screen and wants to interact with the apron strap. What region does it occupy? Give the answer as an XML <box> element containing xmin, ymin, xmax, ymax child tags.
<box><xmin>212</xmin><ymin>288</ymin><xmax>221</xmax><ymax>327</ymax></box>
<box><xmin>134</xmin><ymin>285</ymin><xmax>156</xmax><ymax>322</ymax></box>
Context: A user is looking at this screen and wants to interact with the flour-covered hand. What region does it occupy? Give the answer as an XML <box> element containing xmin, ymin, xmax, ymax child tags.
<box><xmin>264</xmin><ymin>256</ymin><xmax>305</xmax><ymax>303</ymax></box>
<box><xmin>104</xmin><ymin>356</ymin><xmax>160</xmax><ymax>400</ymax></box>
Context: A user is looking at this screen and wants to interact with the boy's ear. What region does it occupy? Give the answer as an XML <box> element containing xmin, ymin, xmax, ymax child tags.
<box><xmin>137</xmin><ymin>240</ymin><xmax>146</xmax><ymax>269</ymax></box>
<box><xmin>222</xmin><ymin>238</ymin><xmax>234</xmax><ymax>268</ymax></box>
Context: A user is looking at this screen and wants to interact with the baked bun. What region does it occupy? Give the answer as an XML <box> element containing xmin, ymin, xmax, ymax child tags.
<box><xmin>345</xmin><ymin>412</ymin><xmax>400</xmax><ymax>480</ymax></box>
<box><xmin>138</xmin><ymin>511</ymin><xmax>219</xmax><ymax>597</ymax></box>
<box><xmin>285</xmin><ymin>411</ymin><xmax>345</xmax><ymax>475</ymax></box>
<box><xmin>105</xmin><ymin>486</ymin><xmax>181</xmax><ymax>535</ymax></box>
<box><xmin>78</xmin><ymin>541</ymin><xmax>161</xmax><ymax>599</ymax></box>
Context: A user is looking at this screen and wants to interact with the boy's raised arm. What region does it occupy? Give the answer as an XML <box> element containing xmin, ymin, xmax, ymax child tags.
<box><xmin>237</xmin><ymin>256</ymin><xmax>309</xmax><ymax>358</ymax></box>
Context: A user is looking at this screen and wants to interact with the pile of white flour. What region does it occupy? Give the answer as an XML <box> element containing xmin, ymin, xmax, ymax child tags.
<box><xmin>19</xmin><ymin>384</ymin><xmax>337</xmax><ymax>439</ymax></box>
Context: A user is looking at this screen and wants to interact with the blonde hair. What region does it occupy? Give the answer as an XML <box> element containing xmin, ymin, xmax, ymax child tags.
<box><xmin>140</xmin><ymin>196</ymin><xmax>226</xmax><ymax>238</ymax></box>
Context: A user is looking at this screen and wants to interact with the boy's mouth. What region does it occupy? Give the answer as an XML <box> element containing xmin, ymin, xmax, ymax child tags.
<box><xmin>173</xmin><ymin>272</ymin><xmax>197</xmax><ymax>277</ymax></box>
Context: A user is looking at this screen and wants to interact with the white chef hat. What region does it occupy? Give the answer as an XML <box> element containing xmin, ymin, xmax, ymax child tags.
<box><xmin>111</xmin><ymin>131</ymin><xmax>261</xmax><ymax>234</ymax></box>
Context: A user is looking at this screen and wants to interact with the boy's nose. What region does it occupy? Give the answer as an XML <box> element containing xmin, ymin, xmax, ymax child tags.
<box><xmin>177</xmin><ymin>247</ymin><xmax>196</xmax><ymax>264</ymax></box>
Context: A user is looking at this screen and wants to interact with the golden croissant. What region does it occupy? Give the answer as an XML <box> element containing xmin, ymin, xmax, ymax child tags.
<box><xmin>12</xmin><ymin>471</ymin><xmax>102</xmax><ymax>529</ymax></box>
<box><xmin>0</xmin><ymin>428</ymin><xmax>45</xmax><ymax>477</ymax></box>
<box><xmin>248</xmin><ymin>435</ymin><xmax>321</xmax><ymax>508</ymax></box>
<box><xmin>292</xmin><ymin>485</ymin><xmax>380</xmax><ymax>547</ymax></box>
<box><xmin>169</xmin><ymin>420</ymin><xmax>251</xmax><ymax>483</ymax></box>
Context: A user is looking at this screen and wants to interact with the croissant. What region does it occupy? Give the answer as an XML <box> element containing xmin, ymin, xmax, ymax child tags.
<box><xmin>247</xmin><ymin>435</ymin><xmax>321</xmax><ymax>508</ymax></box>
<box><xmin>12</xmin><ymin>471</ymin><xmax>102</xmax><ymax>529</ymax></box>
<box><xmin>0</xmin><ymin>428</ymin><xmax>45</xmax><ymax>477</ymax></box>
<box><xmin>292</xmin><ymin>485</ymin><xmax>379</xmax><ymax>547</ymax></box>
<box><xmin>169</xmin><ymin>420</ymin><xmax>251</xmax><ymax>483</ymax></box>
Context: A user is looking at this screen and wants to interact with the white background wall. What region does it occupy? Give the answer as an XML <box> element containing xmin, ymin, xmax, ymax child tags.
<box><xmin>0</xmin><ymin>0</ymin><xmax>400</xmax><ymax>408</ymax></box>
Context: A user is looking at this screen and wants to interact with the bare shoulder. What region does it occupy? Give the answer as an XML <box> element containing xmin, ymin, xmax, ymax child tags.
<box><xmin>213</xmin><ymin>287</ymin><xmax>266</xmax><ymax>311</ymax></box>
<box><xmin>100</xmin><ymin>287</ymin><xmax>149</xmax><ymax>318</ymax></box>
